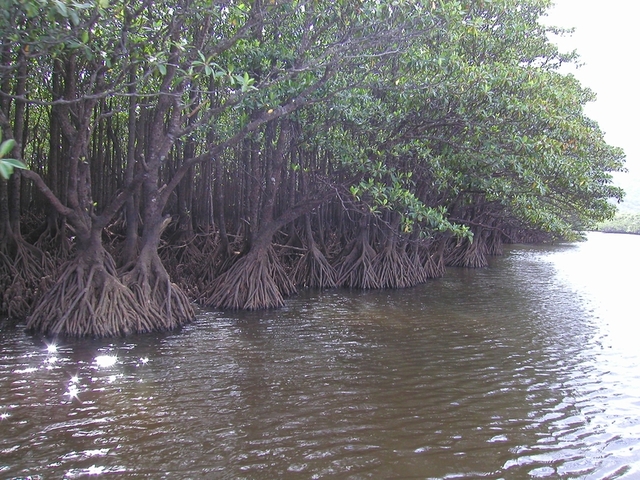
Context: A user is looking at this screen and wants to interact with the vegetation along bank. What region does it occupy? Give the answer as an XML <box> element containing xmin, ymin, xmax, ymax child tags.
<box><xmin>0</xmin><ymin>0</ymin><xmax>625</xmax><ymax>337</ymax></box>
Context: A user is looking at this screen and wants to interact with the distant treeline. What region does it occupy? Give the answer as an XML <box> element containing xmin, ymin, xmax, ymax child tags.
<box><xmin>598</xmin><ymin>214</ymin><xmax>640</xmax><ymax>235</ymax></box>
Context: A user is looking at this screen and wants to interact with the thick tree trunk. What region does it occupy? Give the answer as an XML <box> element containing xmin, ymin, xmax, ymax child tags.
<box><xmin>122</xmin><ymin>163</ymin><xmax>194</xmax><ymax>328</ymax></box>
<box><xmin>121</xmin><ymin>72</ymin><xmax>141</xmax><ymax>266</ymax></box>
<box><xmin>0</xmin><ymin>49</ymin><xmax>55</xmax><ymax>318</ymax></box>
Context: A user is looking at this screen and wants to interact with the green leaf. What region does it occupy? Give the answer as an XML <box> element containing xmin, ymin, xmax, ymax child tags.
<box><xmin>54</xmin><ymin>0</ymin><xmax>68</xmax><ymax>17</ymax></box>
<box><xmin>1</xmin><ymin>158</ymin><xmax>27</xmax><ymax>169</ymax></box>
<box><xmin>0</xmin><ymin>162</ymin><xmax>12</xmax><ymax>180</ymax></box>
<box><xmin>69</xmin><ymin>9</ymin><xmax>80</xmax><ymax>25</ymax></box>
<box><xmin>0</xmin><ymin>138</ymin><xmax>16</xmax><ymax>158</ymax></box>
<box><xmin>0</xmin><ymin>159</ymin><xmax>25</xmax><ymax>180</ymax></box>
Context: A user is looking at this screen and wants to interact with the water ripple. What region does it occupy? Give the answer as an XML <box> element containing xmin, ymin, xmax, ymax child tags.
<box><xmin>1</xmin><ymin>233</ymin><xmax>639</xmax><ymax>478</ymax></box>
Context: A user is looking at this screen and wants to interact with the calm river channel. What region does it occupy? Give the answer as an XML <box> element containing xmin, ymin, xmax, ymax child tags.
<box><xmin>1</xmin><ymin>232</ymin><xmax>639</xmax><ymax>479</ymax></box>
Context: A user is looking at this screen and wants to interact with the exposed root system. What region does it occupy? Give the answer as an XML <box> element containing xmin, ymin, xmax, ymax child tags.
<box><xmin>335</xmin><ymin>231</ymin><xmax>380</xmax><ymax>289</ymax></box>
<box><xmin>371</xmin><ymin>242</ymin><xmax>413</xmax><ymax>289</ymax></box>
<box><xmin>26</xmin><ymin>250</ymin><xmax>155</xmax><ymax>337</ymax></box>
<box><xmin>158</xmin><ymin>234</ymin><xmax>207</xmax><ymax>299</ymax></box>
<box><xmin>123</xmin><ymin>253</ymin><xmax>195</xmax><ymax>330</ymax></box>
<box><xmin>292</xmin><ymin>242</ymin><xmax>337</xmax><ymax>288</ymax></box>
<box><xmin>198</xmin><ymin>246</ymin><xmax>296</xmax><ymax>310</ymax></box>
<box><xmin>445</xmin><ymin>236</ymin><xmax>488</xmax><ymax>268</ymax></box>
<box><xmin>291</xmin><ymin>217</ymin><xmax>337</xmax><ymax>289</ymax></box>
<box><xmin>1</xmin><ymin>239</ymin><xmax>54</xmax><ymax>318</ymax></box>
<box><xmin>419</xmin><ymin>240</ymin><xmax>446</xmax><ymax>278</ymax></box>
<box><xmin>486</xmin><ymin>230</ymin><xmax>504</xmax><ymax>256</ymax></box>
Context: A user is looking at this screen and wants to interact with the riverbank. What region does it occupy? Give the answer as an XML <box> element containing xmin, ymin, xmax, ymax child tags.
<box><xmin>597</xmin><ymin>213</ymin><xmax>640</xmax><ymax>234</ymax></box>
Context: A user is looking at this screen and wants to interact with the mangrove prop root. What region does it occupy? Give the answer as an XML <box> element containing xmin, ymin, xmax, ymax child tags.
<box><xmin>198</xmin><ymin>246</ymin><xmax>296</xmax><ymax>310</ymax></box>
<box><xmin>291</xmin><ymin>244</ymin><xmax>337</xmax><ymax>289</ymax></box>
<box><xmin>444</xmin><ymin>237</ymin><xmax>489</xmax><ymax>268</ymax></box>
<box><xmin>158</xmin><ymin>237</ymin><xmax>207</xmax><ymax>299</ymax></box>
<box><xmin>417</xmin><ymin>242</ymin><xmax>446</xmax><ymax>279</ymax></box>
<box><xmin>0</xmin><ymin>240</ymin><xmax>55</xmax><ymax>318</ymax></box>
<box><xmin>335</xmin><ymin>234</ymin><xmax>380</xmax><ymax>289</ymax></box>
<box><xmin>370</xmin><ymin>241</ymin><xmax>430</xmax><ymax>289</ymax></box>
<box><xmin>123</xmin><ymin>255</ymin><xmax>195</xmax><ymax>330</ymax></box>
<box><xmin>26</xmin><ymin>259</ymin><xmax>156</xmax><ymax>337</ymax></box>
<box><xmin>486</xmin><ymin>231</ymin><xmax>504</xmax><ymax>256</ymax></box>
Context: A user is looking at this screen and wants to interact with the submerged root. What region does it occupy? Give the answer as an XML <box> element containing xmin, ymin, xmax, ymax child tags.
<box><xmin>198</xmin><ymin>246</ymin><xmax>296</xmax><ymax>310</ymax></box>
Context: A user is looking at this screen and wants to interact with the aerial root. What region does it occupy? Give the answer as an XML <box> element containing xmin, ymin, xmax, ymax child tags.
<box><xmin>370</xmin><ymin>242</ymin><xmax>416</xmax><ymax>289</ymax></box>
<box><xmin>418</xmin><ymin>241</ymin><xmax>446</xmax><ymax>278</ymax></box>
<box><xmin>444</xmin><ymin>236</ymin><xmax>488</xmax><ymax>268</ymax></box>
<box><xmin>26</xmin><ymin>257</ymin><xmax>154</xmax><ymax>337</ymax></box>
<box><xmin>0</xmin><ymin>239</ymin><xmax>54</xmax><ymax>318</ymax></box>
<box><xmin>292</xmin><ymin>243</ymin><xmax>337</xmax><ymax>289</ymax></box>
<box><xmin>198</xmin><ymin>246</ymin><xmax>296</xmax><ymax>310</ymax></box>
<box><xmin>123</xmin><ymin>256</ymin><xmax>195</xmax><ymax>330</ymax></box>
<box><xmin>335</xmin><ymin>234</ymin><xmax>379</xmax><ymax>289</ymax></box>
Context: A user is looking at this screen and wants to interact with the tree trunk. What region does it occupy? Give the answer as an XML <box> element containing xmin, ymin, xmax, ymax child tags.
<box><xmin>121</xmin><ymin>142</ymin><xmax>194</xmax><ymax>329</ymax></box>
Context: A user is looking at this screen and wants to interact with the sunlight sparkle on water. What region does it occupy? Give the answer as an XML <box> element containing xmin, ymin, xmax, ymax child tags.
<box><xmin>86</xmin><ymin>465</ymin><xmax>105</xmax><ymax>475</ymax></box>
<box><xmin>94</xmin><ymin>355</ymin><xmax>117</xmax><ymax>368</ymax></box>
<box><xmin>66</xmin><ymin>384</ymin><xmax>80</xmax><ymax>400</ymax></box>
<box><xmin>0</xmin><ymin>412</ymin><xmax>10</xmax><ymax>420</ymax></box>
<box><xmin>14</xmin><ymin>367</ymin><xmax>38</xmax><ymax>374</ymax></box>
<box><xmin>46</xmin><ymin>343</ymin><xmax>58</xmax><ymax>354</ymax></box>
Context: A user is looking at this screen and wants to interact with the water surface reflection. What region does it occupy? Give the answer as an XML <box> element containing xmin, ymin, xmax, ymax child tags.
<box><xmin>1</xmin><ymin>232</ymin><xmax>639</xmax><ymax>478</ymax></box>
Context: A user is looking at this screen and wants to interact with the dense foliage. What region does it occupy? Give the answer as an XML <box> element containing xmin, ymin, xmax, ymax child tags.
<box><xmin>0</xmin><ymin>0</ymin><xmax>625</xmax><ymax>336</ymax></box>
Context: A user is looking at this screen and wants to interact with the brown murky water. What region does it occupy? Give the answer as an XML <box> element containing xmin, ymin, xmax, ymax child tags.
<box><xmin>1</xmin><ymin>232</ymin><xmax>639</xmax><ymax>479</ymax></box>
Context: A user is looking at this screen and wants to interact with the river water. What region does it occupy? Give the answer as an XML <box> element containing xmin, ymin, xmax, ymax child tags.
<box><xmin>1</xmin><ymin>232</ymin><xmax>639</xmax><ymax>479</ymax></box>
